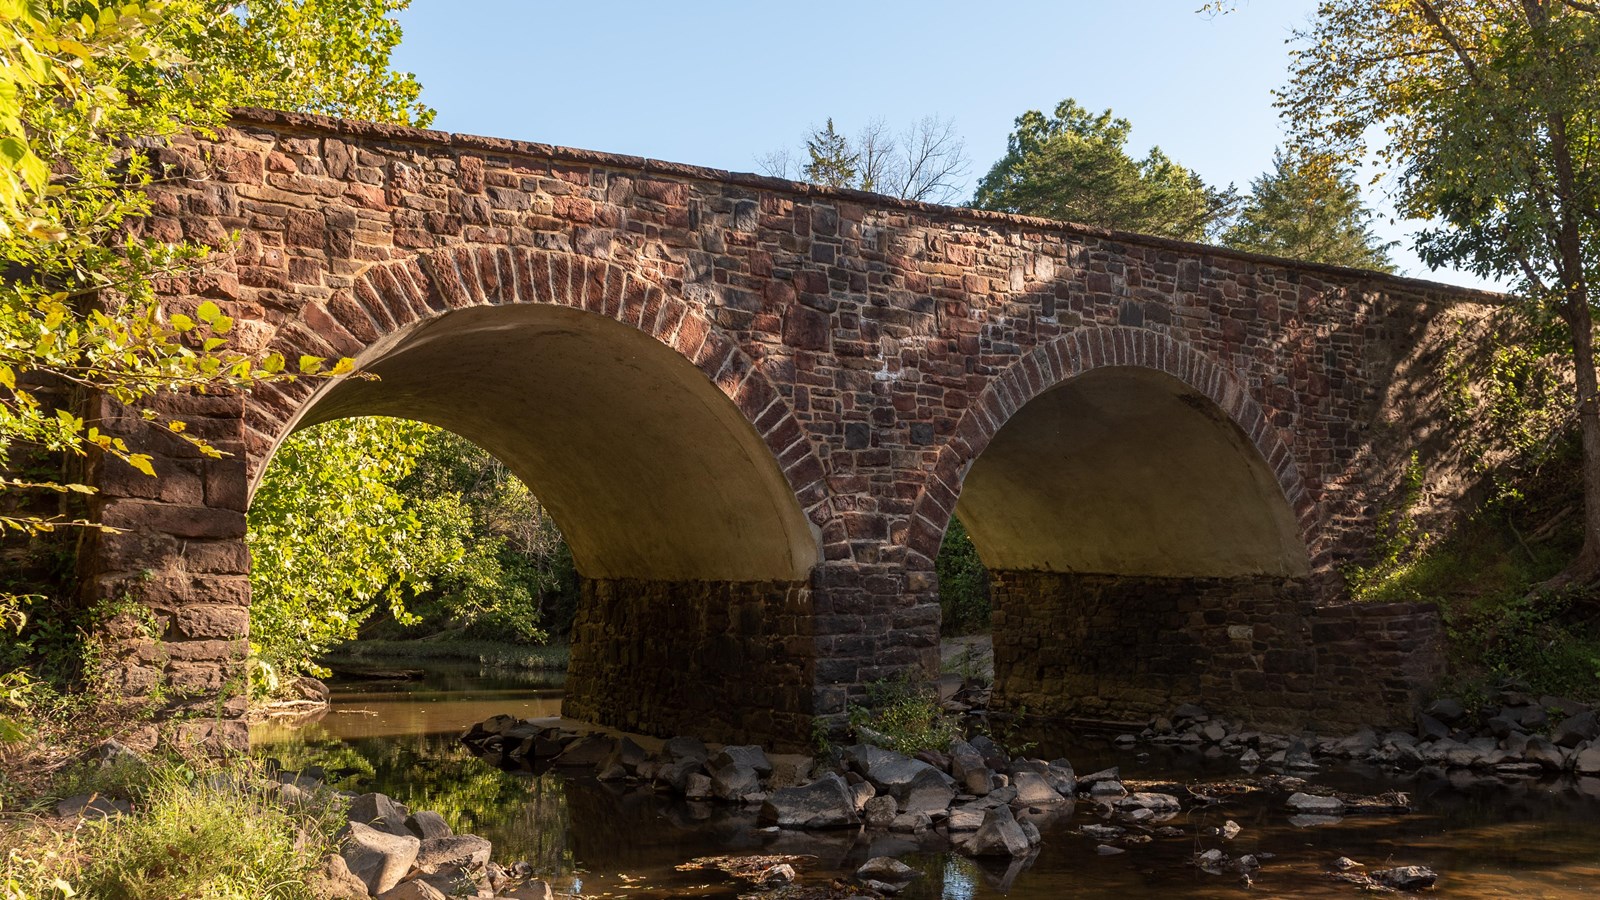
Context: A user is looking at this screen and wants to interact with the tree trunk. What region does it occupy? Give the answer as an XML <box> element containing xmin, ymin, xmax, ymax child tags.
<box><xmin>1544</xmin><ymin>294</ymin><xmax>1600</xmax><ymax>592</ymax></box>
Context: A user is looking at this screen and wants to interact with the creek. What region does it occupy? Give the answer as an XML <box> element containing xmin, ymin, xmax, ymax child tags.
<box><xmin>251</xmin><ymin>662</ymin><xmax>1600</xmax><ymax>898</ymax></box>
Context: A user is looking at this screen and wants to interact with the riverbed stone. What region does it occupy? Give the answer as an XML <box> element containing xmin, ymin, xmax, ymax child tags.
<box><xmin>341</xmin><ymin>821</ymin><xmax>420</xmax><ymax>896</ymax></box>
<box><xmin>313</xmin><ymin>854</ymin><xmax>370</xmax><ymax>899</ymax></box>
<box><xmin>1573</xmin><ymin>744</ymin><xmax>1600</xmax><ymax>775</ymax></box>
<box><xmin>604</xmin><ymin>736</ymin><xmax>648</xmax><ymax>774</ymax></box>
<box><xmin>863</xmin><ymin>795</ymin><xmax>898</xmax><ymax>828</ymax></box>
<box><xmin>712</xmin><ymin>763</ymin><xmax>763</xmax><ymax>801</ymax></box>
<box><xmin>1010</xmin><ymin>772</ymin><xmax>1064</xmax><ymax>806</ymax></box>
<box><xmin>347</xmin><ymin>792</ymin><xmax>411</xmax><ymax>837</ymax></box>
<box><xmin>664</xmin><ymin>736</ymin><xmax>709</xmax><ymax>763</ymax></box>
<box><xmin>1526</xmin><ymin>737</ymin><xmax>1567</xmax><ymax>770</ymax></box>
<box><xmin>1374</xmin><ymin>866</ymin><xmax>1439</xmax><ymax>890</ymax></box>
<box><xmin>760</xmin><ymin>773</ymin><xmax>859</xmax><ymax>828</ymax></box>
<box><xmin>684</xmin><ymin>772</ymin><xmax>713</xmax><ymax>800</ymax></box>
<box><xmin>1286</xmin><ymin>792</ymin><xmax>1345</xmax><ymax>815</ymax></box>
<box><xmin>857</xmin><ymin>856</ymin><xmax>918</xmax><ymax>889</ymax></box>
<box><xmin>845</xmin><ymin>744</ymin><xmax>956</xmax><ymax>815</ymax></box>
<box><xmin>766</xmin><ymin>754</ymin><xmax>813</xmax><ymax>789</ymax></box>
<box><xmin>711</xmin><ymin>744</ymin><xmax>772</xmax><ymax>775</ymax></box>
<box><xmin>967</xmin><ymin>804</ymin><xmax>1032</xmax><ymax>857</ymax></box>
<box><xmin>1553</xmin><ymin>711</ymin><xmax>1599</xmax><ymax>748</ymax></box>
<box><xmin>1115</xmin><ymin>792</ymin><xmax>1181</xmax><ymax>812</ymax></box>
<box><xmin>414</xmin><ymin>834</ymin><xmax>492</xmax><ymax>874</ymax></box>
<box><xmin>553</xmin><ymin>734</ymin><xmax>615</xmax><ymax>768</ymax></box>
<box><xmin>405</xmin><ymin>810</ymin><xmax>452</xmax><ymax>842</ymax></box>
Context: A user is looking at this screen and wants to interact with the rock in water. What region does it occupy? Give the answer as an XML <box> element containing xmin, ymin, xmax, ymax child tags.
<box><xmin>969</xmin><ymin>804</ymin><xmax>1033</xmax><ymax>857</ymax></box>
<box><xmin>712</xmin><ymin>763</ymin><xmax>764</xmax><ymax>801</ymax></box>
<box><xmin>1011</xmin><ymin>772</ymin><xmax>1065</xmax><ymax>805</ymax></box>
<box><xmin>711</xmin><ymin>744</ymin><xmax>773</xmax><ymax>775</ymax></box>
<box><xmin>406</xmin><ymin>810</ymin><xmax>452</xmax><ymax>841</ymax></box>
<box><xmin>858</xmin><ymin>856</ymin><xmax>919</xmax><ymax>889</ymax></box>
<box><xmin>759</xmin><ymin>773</ymin><xmax>859</xmax><ymax>828</ymax></box>
<box><xmin>413</xmin><ymin>834</ymin><xmax>492</xmax><ymax>874</ymax></box>
<box><xmin>340</xmin><ymin>821</ymin><xmax>420</xmax><ymax>896</ymax></box>
<box><xmin>1286</xmin><ymin>792</ymin><xmax>1345</xmax><ymax>815</ymax></box>
<box><xmin>1374</xmin><ymin>866</ymin><xmax>1439</xmax><ymax>890</ymax></box>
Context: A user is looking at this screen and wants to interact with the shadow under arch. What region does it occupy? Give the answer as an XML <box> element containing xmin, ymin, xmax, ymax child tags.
<box><xmin>265</xmin><ymin>302</ymin><xmax>819</xmax><ymax>583</ymax></box>
<box><xmin>918</xmin><ymin>328</ymin><xmax>1321</xmax><ymax>727</ymax></box>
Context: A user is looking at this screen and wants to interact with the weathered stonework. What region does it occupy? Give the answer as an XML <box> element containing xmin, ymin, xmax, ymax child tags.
<box><xmin>991</xmin><ymin>571</ymin><xmax>1444</xmax><ymax>731</ymax></box>
<box><xmin>70</xmin><ymin>108</ymin><xmax>1499</xmax><ymax>748</ymax></box>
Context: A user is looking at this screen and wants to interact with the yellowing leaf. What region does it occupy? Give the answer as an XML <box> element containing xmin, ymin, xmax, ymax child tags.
<box><xmin>125</xmin><ymin>454</ymin><xmax>155</xmax><ymax>477</ymax></box>
<box><xmin>22</xmin><ymin>216</ymin><xmax>66</xmax><ymax>241</ymax></box>
<box><xmin>196</xmin><ymin>300</ymin><xmax>220</xmax><ymax>323</ymax></box>
<box><xmin>298</xmin><ymin>355</ymin><xmax>323</xmax><ymax>375</ymax></box>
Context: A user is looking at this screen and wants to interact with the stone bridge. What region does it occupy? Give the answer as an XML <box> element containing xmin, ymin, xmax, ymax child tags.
<box><xmin>86</xmin><ymin>109</ymin><xmax>1494</xmax><ymax>751</ymax></box>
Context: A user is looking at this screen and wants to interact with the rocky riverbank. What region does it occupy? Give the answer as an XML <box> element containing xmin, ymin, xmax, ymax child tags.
<box><xmin>459</xmin><ymin>713</ymin><xmax>1444</xmax><ymax>895</ymax></box>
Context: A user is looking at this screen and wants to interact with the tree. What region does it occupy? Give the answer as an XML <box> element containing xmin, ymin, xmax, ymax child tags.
<box><xmin>804</xmin><ymin>117</ymin><xmax>858</xmax><ymax>188</ymax></box>
<box><xmin>0</xmin><ymin>0</ymin><xmax>429</xmax><ymax>570</ymax></box>
<box><xmin>758</xmin><ymin>114</ymin><xmax>971</xmax><ymax>204</ymax></box>
<box><xmin>1280</xmin><ymin>1</ymin><xmax>1600</xmax><ymax>589</ymax></box>
<box><xmin>1222</xmin><ymin>148</ymin><xmax>1396</xmax><ymax>270</ymax></box>
<box><xmin>972</xmin><ymin>98</ymin><xmax>1237</xmax><ymax>242</ymax></box>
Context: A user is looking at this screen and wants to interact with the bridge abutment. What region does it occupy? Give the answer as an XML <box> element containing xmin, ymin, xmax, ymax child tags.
<box><xmin>990</xmin><ymin>570</ymin><xmax>1444</xmax><ymax>731</ymax></box>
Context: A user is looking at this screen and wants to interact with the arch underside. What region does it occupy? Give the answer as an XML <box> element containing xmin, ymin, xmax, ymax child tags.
<box><xmin>285</xmin><ymin>303</ymin><xmax>819</xmax><ymax>583</ymax></box>
<box><xmin>957</xmin><ymin>366</ymin><xmax>1309</xmax><ymax>578</ymax></box>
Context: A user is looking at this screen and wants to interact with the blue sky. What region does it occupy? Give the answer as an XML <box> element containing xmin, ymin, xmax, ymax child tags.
<box><xmin>391</xmin><ymin>1</ymin><xmax>1494</xmax><ymax>290</ymax></box>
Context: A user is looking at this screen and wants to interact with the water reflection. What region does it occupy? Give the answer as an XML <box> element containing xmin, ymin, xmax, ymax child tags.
<box><xmin>253</xmin><ymin>665</ymin><xmax>1600</xmax><ymax>899</ymax></box>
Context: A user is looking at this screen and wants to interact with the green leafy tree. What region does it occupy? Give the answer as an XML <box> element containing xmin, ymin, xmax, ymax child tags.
<box><xmin>1280</xmin><ymin>0</ymin><xmax>1600</xmax><ymax>589</ymax></box>
<box><xmin>803</xmin><ymin>117</ymin><xmax>859</xmax><ymax>188</ymax></box>
<box><xmin>246</xmin><ymin>418</ymin><xmax>468</xmax><ymax>681</ymax></box>
<box><xmin>1223</xmin><ymin>149</ymin><xmax>1396</xmax><ymax>270</ymax></box>
<box><xmin>973</xmin><ymin>98</ymin><xmax>1237</xmax><ymax>242</ymax></box>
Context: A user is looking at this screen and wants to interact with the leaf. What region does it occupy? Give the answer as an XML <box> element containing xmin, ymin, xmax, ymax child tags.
<box><xmin>298</xmin><ymin>355</ymin><xmax>323</xmax><ymax>375</ymax></box>
<box><xmin>196</xmin><ymin>300</ymin><xmax>220</xmax><ymax>323</ymax></box>
<box><xmin>125</xmin><ymin>454</ymin><xmax>155</xmax><ymax>477</ymax></box>
<box><xmin>22</xmin><ymin>216</ymin><xmax>67</xmax><ymax>241</ymax></box>
<box><xmin>330</xmin><ymin>357</ymin><xmax>356</xmax><ymax>375</ymax></box>
<box><xmin>169</xmin><ymin>313</ymin><xmax>195</xmax><ymax>332</ymax></box>
<box><xmin>210</xmin><ymin>314</ymin><xmax>232</xmax><ymax>334</ymax></box>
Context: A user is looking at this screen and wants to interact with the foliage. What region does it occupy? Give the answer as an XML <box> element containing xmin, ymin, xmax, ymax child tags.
<box><xmin>322</xmin><ymin>638</ymin><xmax>569</xmax><ymax>671</ymax></box>
<box><xmin>1221</xmin><ymin>148</ymin><xmax>1396</xmax><ymax>270</ymax></box>
<box><xmin>759</xmin><ymin>115</ymin><xmax>971</xmax><ymax>204</ymax></box>
<box><xmin>936</xmin><ymin>518</ymin><xmax>990</xmax><ymax>635</ymax></box>
<box><xmin>847</xmin><ymin>678</ymin><xmax>965</xmax><ymax>756</ymax></box>
<box><xmin>1347</xmin><ymin>452</ymin><xmax>1429</xmax><ymax>600</ymax></box>
<box><xmin>1280</xmin><ymin>0</ymin><xmax>1600</xmax><ymax>586</ymax></box>
<box><xmin>972</xmin><ymin>98</ymin><xmax>1237</xmax><ymax>242</ymax></box>
<box><xmin>1</xmin><ymin>759</ymin><xmax>343</xmax><ymax>900</ymax></box>
<box><xmin>247</xmin><ymin>418</ymin><xmax>470</xmax><ymax>682</ymax></box>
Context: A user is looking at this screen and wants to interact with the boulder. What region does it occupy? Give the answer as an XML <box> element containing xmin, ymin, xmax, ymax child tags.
<box><xmin>405</xmin><ymin>810</ymin><xmax>452</xmax><ymax>842</ymax></box>
<box><xmin>1077</xmin><ymin>766</ymin><xmax>1119</xmax><ymax>786</ymax></box>
<box><xmin>1552</xmin><ymin>711</ymin><xmax>1600</xmax><ymax>748</ymax></box>
<box><xmin>948</xmin><ymin>739</ymin><xmax>987</xmax><ymax>780</ymax></box>
<box><xmin>552</xmin><ymin>734</ymin><xmax>615</xmax><ymax>768</ymax></box>
<box><xmin>857</xmin><ymin>856</ymin><xmax>918</xmax><ymax>888</ymax></box>
<box><xmin>863</xmin><ymin>795</ymin><xmax>898</xmax><ymax>828</ymax></box>
<box><xmin>712</xmin><ymin>763</ymin><xmax>764</xmax><ymax>801</ymax></box>
<box><xmin>1416</xmin><ymin>713</ymin><xmax>1452</xmax><ymax>742</ymax></box>
<box><xmin>845</xmin><ymin>744</ymin><xmax>956</xmax><ymax>815</ymax></box>
<box><xmin>1010</xmin><ymin>772</ymin><xmax>1064</xmax><ymax>806</ymax></box>
<box><xmin>604</xmin><ymin>736</ymin><xmax>648</xmax><ymax>774</ymax></box>
<box><xmin>1526</xmin><ymin>737</ymin><xmax>1567</xmax><ymax>771</ymax></box>
<box><xmin>312</xmin><ymin>854</ymin><xmax>370</xmax><ymax>899</ymax></box>
<box><xmin>1426</xmin><ymin>698</ymin><xmax>1466</xmax><ymax>723</ymax></box>
<box><xmin>340</xmin><ymin>821</ymin><xmax>420</xmax><ymax>896</ymax></box>
<box><xmin>710</xmin><ymin>744</ymin><xmax>772</xmax><ymax>775</ymax></box>
<box><xmin>947</xmin><ymin>806</ymin><xmax>984</xmax><ymax>831</ymax></box>
<box><xmin>890</xmin><ymin>811</ymin><xmax>932</xmax><ymax>833</ymax></box>
<box><xmin>684</xmin><ymin>773</ymin><xmax>713</xmax><ymax>800</ymax></box>
<box><xmin>1574</xmin><ymin>744</ymin><xmax>1600</xmax><ymax>775</ymax></box>
<box><xmin>848</xmin><ymin>778</ymin><xmax>876</xmax><ymax>811</ymax></box>
<box><xmin>968</xmin><ymin>804</ymin><xmax>1033</xmax><ymax>858</ymax></box>
<box><xmin>653</xmin><ymin>758</ymin><xmax>704</xmax><ymax>793</ymax></box>
<box><xmin>347</xmin><ymin>793</ymin><xmax>411</xmax><ymax>837</ymax></box>
<box><xmin>414</xmin><ymin>834</ymin><xmax>492</xmax><ymax>874</ymax></box>
<box><xmin>759</xmin><ymin>773</ymin><xmax>859</xmax><ymax>828</ymax></box>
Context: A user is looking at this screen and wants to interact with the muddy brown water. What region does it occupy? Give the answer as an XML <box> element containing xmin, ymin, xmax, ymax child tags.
<box><xmin>251</xmin><ymin>663</ymin><xmax>1600</xmax><ymax>898</ymax></box>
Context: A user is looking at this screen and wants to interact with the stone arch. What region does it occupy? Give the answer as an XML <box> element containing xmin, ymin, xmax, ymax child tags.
<box><xmin>241</xmin><ymin>247</ymin><xmax>831</xmax><ymax>582</ymax></box>
<box><xmin>907</xmin><ymin>326</ymin><xmax>1313</xmax><ymax>575</ymax></box>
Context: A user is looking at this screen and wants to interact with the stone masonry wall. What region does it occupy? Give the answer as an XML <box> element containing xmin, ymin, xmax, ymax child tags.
<box><xmin>991</xmin><ymin>571</ymin><xmax>1444</xmax><ymax>732</ymax></box>
<box><xmin>564</xmin><ymin>578</ymin><xmax>815</xmax><ymax>748</ymax></box>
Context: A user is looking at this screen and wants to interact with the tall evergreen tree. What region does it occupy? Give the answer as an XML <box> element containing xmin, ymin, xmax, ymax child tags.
<box><xmin>1223</xmin><ymin>149</ymin><xmax>1395</xmax><ymax>271</ymax></box>
<box><xmin>803</xmin><ymin>118</ymin><xmax>859</xmax><ymax>188</ymax></box>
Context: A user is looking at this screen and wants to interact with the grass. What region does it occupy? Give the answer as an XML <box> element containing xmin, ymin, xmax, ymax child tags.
<box><xmin>322</xmin><ymin>637</ymin><xmax>569</xmax><ymax>671</ymax></box>
<box><xmin>847</xmin><ymin>678</ymin><xmax>965</xmax><ymax>756</ymax></box>
<box><xmin>1</xmin><ymin>759</ymin><xmax>342</xmax><ymax>900</ymax></box>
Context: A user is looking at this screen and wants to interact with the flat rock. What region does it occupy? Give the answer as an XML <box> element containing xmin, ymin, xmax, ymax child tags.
<box><xmin>1115</xmin><ymin>792</ymin><xmax>1181</xmax><ymax>812</ymax></box>
<box><xmin>1010</xmin><ymin>771</ymin><xmax>1064</xmax><ymax>806</ymax></box>
<box><xmin>857</xmin><ymin>856</ymin><xmax>918</xmax><ymax>886</ymax></box>
<box><xmin>1374</xmin><ymin>865</ymin><xmax>1439</xmax><ymax>890</ymax></box>
<box><xmin>552</xmin><ymin>733</ymin><xmax>615</xmax><ymax>768</ymax></box>
<box><xmin>341</xmin><ymin>821</ymin><xmax>420</xmax><ymax>896</ymax></box>
<box><xmin>1286</xmin><ymin>792</ymin><xmax>1345</xmax><ymax>815</ymax></box>
<box><xmin>414</xmin><ymin>834</ymin><xmax>491</xmax><ymax>874</ymax></box>
<box><xmin>375</xmin><ymin>881</ymin><xmax>447</xmax><ymax>900</ymax></box>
